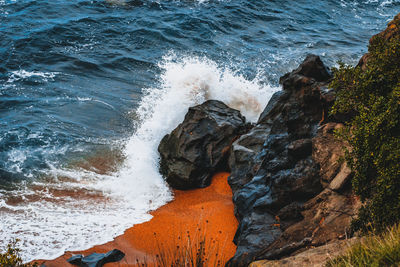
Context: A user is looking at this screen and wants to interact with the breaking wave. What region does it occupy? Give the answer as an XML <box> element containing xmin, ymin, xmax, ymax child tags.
<box><xmin>0</xmin><ymin>55</ymin><xmax>278</xmax><ymax>261</ymax></box>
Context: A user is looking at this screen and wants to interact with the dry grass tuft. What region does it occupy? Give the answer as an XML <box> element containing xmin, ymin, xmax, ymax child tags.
<box><xmin>134</xmin><ymin>226</ymin><xmax>227</xmax><ymax>267</ymax></box>
<box><xmin>326</xmin><ymin>224</ymin><xmax>400</xmax><ymax>267</ymax></box>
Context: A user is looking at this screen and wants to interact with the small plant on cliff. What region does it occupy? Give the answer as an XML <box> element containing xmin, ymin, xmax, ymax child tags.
<box><xmin>330</xmin><ymin>21</ymin><xmax>400</xmax><ymax>233</ymax></box>
<box><xmin>0</xmin><ymin>240</ymin><xmax>38</xmax><ymax>267</ymax></box>
<box><xmin>325</xmin><ymin>224</ymin><xmax>400</xmax><ymax>267</ymax></box>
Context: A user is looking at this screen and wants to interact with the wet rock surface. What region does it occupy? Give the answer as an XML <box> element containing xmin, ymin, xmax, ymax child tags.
<box><xmin>226</xmin><ymin>55</ymin><xmax>359</xmax><ymax>266</ymax></box>
<box><xmin>157</xmin><ymin>15</ymin><xmax>400</xmax><ymax>266</ymax></box>
<box><xmin>158</xmin><ymin>100</ymin><xmax>247</xmax><ymax>189</ymax></box>
<box><xmin>158</xmin><ymin>55</ymin><xmax>358</xmax><ymax>267</ymax></box>
<box><xmin>67</xmin><ymin>249</ymin><xmax>125</xmax><ymax>267</ymax></box>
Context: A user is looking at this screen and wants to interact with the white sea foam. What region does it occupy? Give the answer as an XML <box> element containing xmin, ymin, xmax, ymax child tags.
<box><xmin>7</xmin><ymin>149</ymin><xmax>27</xmax><ymax>173</ymax></box>
<box><xmin>7</xmin><ymin>70</ymin><xmax>59</xmax><ymax>83</ymax></box>
<box><xmin>94</xmin><ymin>54</ymin><xmax>279</xmax><ymax>210</ymax></box>
<box><xmin>0</xmin><ymin>55</ymin><xmax>278</xmax><ymax>262</ymax></box>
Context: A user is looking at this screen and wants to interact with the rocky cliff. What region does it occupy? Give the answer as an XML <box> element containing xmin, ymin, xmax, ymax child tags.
<box><xmin>158</xmin><ymin>100</ymin><xmax>249</xmax><ymax>189</ymax></box>
<box><xmin>225</xmin><ymin>55</ymin><xmax>359</xmax><ymax>266</ymax></box>
<box><xmin>158</xmin><ymin>13</ymin><xmax>400</xmax><ymax>267</ymax></box>
<box><xmin>158</xmin><ymin>56</ymin><xmax>359</xmax><ymax>266</ymax></box>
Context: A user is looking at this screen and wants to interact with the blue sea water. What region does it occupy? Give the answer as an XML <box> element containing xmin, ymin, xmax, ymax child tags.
<box><xmin>0</xmin><ymin>0</ymin><xmax>399</xmax><ymax>261</ymax></box>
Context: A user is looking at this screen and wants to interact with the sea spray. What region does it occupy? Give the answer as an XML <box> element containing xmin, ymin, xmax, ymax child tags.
<box><xmin>1</xmin><ymin>0</ymin><xmax>398</xmax><ymax>262</ymax></box>
<box><xmin>97</xmin><ymin>54</ymin><xmax>279</xmax><ymax>198</ymax></box>
<box><xmin>0</xmin><ymin>55</ymin><xmax>278</xmax><ymax>262</ymax></box>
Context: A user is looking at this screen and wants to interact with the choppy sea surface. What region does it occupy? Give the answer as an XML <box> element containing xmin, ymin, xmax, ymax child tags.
<box><xmin>0</xmin><ymin>0</ymin><xmax>399</xmax><ymax>261</ymax></box>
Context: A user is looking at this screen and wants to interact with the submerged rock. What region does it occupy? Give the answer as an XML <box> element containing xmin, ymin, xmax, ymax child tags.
<box><xmin>158</xmin><ymin>100</ymin><xmax>247</xmax><ymax>189</ymax></box>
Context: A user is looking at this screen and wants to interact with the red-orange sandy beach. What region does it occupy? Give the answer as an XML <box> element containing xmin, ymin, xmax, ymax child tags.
<box><xmin>38</xmin><ymin>172</ymin><xmax>237</xmax><ymax>266</ymax></box>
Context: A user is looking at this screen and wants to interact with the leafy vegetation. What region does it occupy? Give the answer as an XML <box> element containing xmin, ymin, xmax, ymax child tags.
<box><xmin>0</xmin><ymin>240</ymin><xmax>38</xmax><ymax>267</ymax></box>
<box><xmin>330</xmin><ymin>20</ymin><xmax>400</xmax><ymax>233</ymax></box>
<box><xmin>326</xmin><ymin>224</ymin><xmax>400</xmax><ymax>267</ymax></box>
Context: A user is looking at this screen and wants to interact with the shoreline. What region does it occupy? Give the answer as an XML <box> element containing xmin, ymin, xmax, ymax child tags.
<box><xmin>37</xmin><ymin>172</ymin><xmax>237</xmax><ymax>266</ymax></box>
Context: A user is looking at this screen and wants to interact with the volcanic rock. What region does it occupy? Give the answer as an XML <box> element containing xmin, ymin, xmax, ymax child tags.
<box><xmin>158</xmin><ymin>100</ymin><xmax>247</xmax><ymax>189</ymax></box>
<box><xmin>227</xmin><ymin>55</ymin><xmax>344</xmax><ymax>266</ymax></box>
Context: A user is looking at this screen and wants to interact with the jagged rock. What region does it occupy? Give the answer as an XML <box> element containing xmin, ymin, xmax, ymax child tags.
<box><xmin>228</xmin><ymin>123</ymin><xmax>271</xmax><ymax>195</ymax></box>
<box><xmin>229</xmin><ymin>15</ymin><xmax>400</xmax><ymax>266</ymax></box>
<box><xmin>227</xmin><ymin>55</ymin><xmax>333</xmax><ymax>266</ymax></box>
<box><xmin>256</xmin><ymin>188</ymin><xmax>360</xmax><ymax>260</ymax></box>
<box><xmin>250</xmin><ymin>122</ymin><xmax>360</xmax><ymax>263</ymax></box>
<box><xmin>257</xmin><ymin>91</ymin><xmax>286</xmax><ymax>125</ymax></box>
<box><xmin>231</xmin><ymin>211</ymin><xmax>282</xmax><ymax>267</ymax></box>
<box><xmin>156</xmin><ymin>55</ymin><xmax>357</xmax><ymax>266</ymax></box>
<box><xmin>158</xmin><ymin>100</ymin><xmax>247</xmax><ymax>189</ymax></box>
<box><xmin>279</xmin><ymin>54</ymin><xmax>331</xmax><ymax>88</ymax></box>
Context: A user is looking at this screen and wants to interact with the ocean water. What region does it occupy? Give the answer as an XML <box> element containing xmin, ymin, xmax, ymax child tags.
<box><xmin>0</xmin><ymin>0</ymin><xmax>399</xmax><ymax>261</ymax></box>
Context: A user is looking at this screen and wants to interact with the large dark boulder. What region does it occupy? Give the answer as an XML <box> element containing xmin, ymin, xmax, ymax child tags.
<box><xmin>227</xmin><ymin>55</ymin><xmax>336</xmax><ymax>266</ymax></box>
<box><xmin>158</xmin><ymin>100</ymin><xmax>247</xmax><ymax>190</ymax></box>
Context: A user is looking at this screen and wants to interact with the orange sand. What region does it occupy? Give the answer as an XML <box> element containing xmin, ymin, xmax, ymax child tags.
<box><xmin>39</xmin><ymin>172</ymin><xmax>237</xmax><ymax>266</ymax></box>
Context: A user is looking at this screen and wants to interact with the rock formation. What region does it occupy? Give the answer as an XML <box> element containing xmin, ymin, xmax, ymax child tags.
<box><xmin>248</xmin><ymin>14</ymin><xmax>400</xmax><ymax>266</ymax></box>
<box><xmin>156</xmin><ymin>13</ymin><xmax>400</xmax><ymax>267</ymax></box>
<box><xmin>158</xmin><ymin>56</ymin><xmax>359</xmax><ymax>266</ymax></box>
<box><xmin>158</xmin><ymin>100</ymin><xmax>248</xmax><ymax>189</ymax></box>
<box><xmin>226</xmin><ymin>55</ymin><xmax>360</xmax><ymax>266</ymax></box>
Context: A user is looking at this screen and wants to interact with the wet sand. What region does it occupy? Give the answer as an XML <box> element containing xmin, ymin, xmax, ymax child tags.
<box><xmin>38</xmin><ymin>172</ymin><xmax>237</xmax><ymax>266</ymax></box>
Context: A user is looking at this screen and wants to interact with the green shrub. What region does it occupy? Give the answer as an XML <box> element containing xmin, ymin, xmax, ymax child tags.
<box><xmin>325</xmin><ymin>224</ymin><xmax>400</xmax><ymax>267</ymax></box>
<box><xmin>0</xmin><ymin>240</ymin><xmax>38</xmax><ymax>267</ymax></box>
<box><xmin>330</xmin><ymin>22</ymin><xmax>400</xmax><ymax>233</ymax></box>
